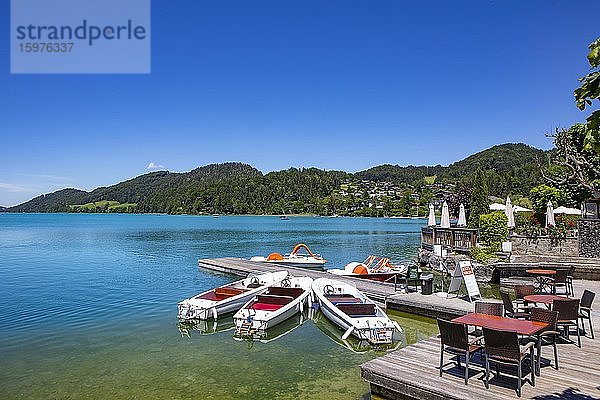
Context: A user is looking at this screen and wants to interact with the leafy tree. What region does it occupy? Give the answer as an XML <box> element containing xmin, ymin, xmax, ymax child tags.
<box><xmin>574</xmin><ymin>38</ymin><xmax>600</xmax><ymax>153</ymax></box>
<box><xmin>479</xmin><ymin>212</ymin><xmax>509</xmax><ymax>249</ymax></box>
<box><xmin>543</xmin><ymin>124</ymin><xmax>600</xmax><ymax>197</ymax></box>
<box><xmin>529</xmin><ymin>184</ymin><xmax>567</xmax><ymax>213</ymax></box>
<box><xmin>468</xmin><ymin>168</ymin><xmax>489</xmax><ymax>228</ymax></box>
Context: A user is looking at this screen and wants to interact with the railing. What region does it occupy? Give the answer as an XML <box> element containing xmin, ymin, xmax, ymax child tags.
<box><xmin>421</xmin><ymin>227</ymin><xmax>478</xmax><ymax>253</ymax></box>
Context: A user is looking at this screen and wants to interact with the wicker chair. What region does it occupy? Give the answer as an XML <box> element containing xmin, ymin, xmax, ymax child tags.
<box><xmin>482</xmin><ymin>327</ymin><xmax>536</xmax><ymax>397</ymax></box>
<box><xmin>554</xmin><ymin>298</ymin><xmax>581</xmax><ymax>348</ymax></box>
<box><xmin>500</xmin><ymin>291</ymin><xmax>529</xmax><ymax>319</ymax></box>
<box><xmin>547</xmin><ymin>269</ymin><xmax>569</xmax><ymax>296</ymax></box>
<box><xmin>514</xmin><ymin>285</ymin><xmax>536</xmax><ymax>308</ymax></box>
<box><xmin>475</xmin><ymin>301</ymin><xmax>504</xmax><ymax>316</ymax></box>
<box><xmin>566</xmin><ymin>266</ymin><xmax>576</xmax><ymax>297</ymax></box>
<box><xmin>437</xmin><ymin>319</ymin><xmax>483</xmax><ymax>385</ymax></box>
<box><xmin>528</xmin><ymin>308</ymin><xmax>560</xmax><ymax>375</ymax></box>
<box><xmin>579</xmin><ymin>290</ymin><xmax>596</xmax><ymax>339</ymax></box>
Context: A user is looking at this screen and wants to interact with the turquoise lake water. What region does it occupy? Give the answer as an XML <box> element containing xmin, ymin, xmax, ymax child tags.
<box><xmin>0</xmin><ymin>214</ymin><xmax>438</xmax><ymax>399</ymax></box>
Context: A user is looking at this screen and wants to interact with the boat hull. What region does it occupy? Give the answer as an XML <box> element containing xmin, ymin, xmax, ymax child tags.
<box><xmin>312</xmin><ymin>278</ymin><xmax>397</xmax><ymax>345</ymax></box>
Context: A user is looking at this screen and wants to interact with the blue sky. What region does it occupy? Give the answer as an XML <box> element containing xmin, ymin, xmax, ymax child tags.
<box><xmin>1</xmin><ymin>1</ymin><xmax>599</xmax><ymax>206</ymax></box>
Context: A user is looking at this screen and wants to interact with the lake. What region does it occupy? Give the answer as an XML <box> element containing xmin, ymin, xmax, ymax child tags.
<box><xmin>0</xmin><ymin>214</ymin><xmax>438</xmax><ymax>399</ymax></box>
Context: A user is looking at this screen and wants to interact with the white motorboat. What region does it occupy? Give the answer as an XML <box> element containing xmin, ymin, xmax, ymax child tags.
<box><xmin>233</xmin><ymin>276</ymin><xmax>313</xmax><ymax>336</ymax></box>
<box><xmin>312</xmin><ymin>278</ymin><xmax>401</xmax><ymax>345</ymax></box>
<box><xmin>249</xmin><ymin>243</ymin><xmax>326</xmax><ymax>269</ymax></box>
<box><xmin>177</xmin><ymin>271</ymin><xmax>288</xmax><ymax>320</ymax></box>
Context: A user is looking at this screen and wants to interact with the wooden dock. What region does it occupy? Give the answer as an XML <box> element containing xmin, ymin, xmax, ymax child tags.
<box><xmin>362</xmin><ymin>280</ymin><xmax>600</xmax><ymax>400</ymax></box>
<box><xmin>197</xmin><ymin>257</ymin><xmax>398</xmax><ymax>302</ymax></box>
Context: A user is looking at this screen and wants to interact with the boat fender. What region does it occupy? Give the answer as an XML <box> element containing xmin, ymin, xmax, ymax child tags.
<box><xmin>342</xmin><ymin>326</ymin><xmax>354</xmax><ymax>340</ymax></box>
<box><xmin>212</xmin><ymin>307</ymin><xmax>218</xmax><ymax>320</ymax></box>
<box><xmin>299</xmin><ymin>300</ymin><xmax>304</xmax><ymax>314</ymax></box>
<box><xmin>311</xmin><ymin>302</ymin><xmax>320</xmax><ymax>311</ymax></box>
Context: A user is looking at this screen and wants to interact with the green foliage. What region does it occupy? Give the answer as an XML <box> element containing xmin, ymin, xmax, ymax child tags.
<box><xmin>545</xmin><ymin>124</ymin><xmax>600</xmax><ymax>196</ymax></box>
<box><xmin>479</xmin><ymin>212</ymin><xmax>508</xmax><ymax>248</ymax></box>
<box><xmin>469</xmin><ymin>246</ymin><xmax>498</xmax><ymax>265</ymax></box>
<box><xmin>529</xmin><ymin>184</ymin><xmax>567</xmax><ymax>213</ymax></box>
<box><xmin>574</xmin><ymin>38</ymin><xmax>600</xmax><ymax>153</ymax></box>
<box><xmin>547</xmin><ymin>214</ymin><xmax>579</xmax><ymax>240</ymax></box>
<box><xmin>468</xmin><ymin>168</ymin><xmax>489</xmax><ymax>228</ymax></box>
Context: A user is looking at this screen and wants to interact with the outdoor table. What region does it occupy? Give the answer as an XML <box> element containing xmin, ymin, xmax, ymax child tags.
<box><xmin>526</xmin><ymin>269</ymin><xmax>556</xmax><ymax>293</ymax></box>
<box><xmin>452</xmin><ymin>313</ymin><xmax>548</xmax><ymax>336</ymax></box>
<box><xmin>452</xmin><ymin>313</ymin><xmax>549</xmax><ymax>376</ymax></box>
<box><xmin>523</xmin><ymin>294</ymin><xmax>567</xmax><ymax>307</ymax></box>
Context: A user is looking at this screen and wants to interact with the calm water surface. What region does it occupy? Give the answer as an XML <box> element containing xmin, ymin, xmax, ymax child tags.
<box><xmin>0</xmin><ymin>214</ymin><xmax>437</xmax><ymax>399</ymax></box>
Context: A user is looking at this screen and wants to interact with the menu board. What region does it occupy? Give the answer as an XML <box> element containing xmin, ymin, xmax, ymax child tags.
<box><xmin>447</xmin><ymin>261</ymin><xmax>481</xmax><ymax>302</ymax></box>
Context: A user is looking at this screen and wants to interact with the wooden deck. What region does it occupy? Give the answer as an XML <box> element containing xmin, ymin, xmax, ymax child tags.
<box><xmin>197</xmin><ymin>257</ymin><xmax>399</xmax><ymax>302</ymax></box>
<box><xmin>361</xmin><ymin>281</ymin><xmax>600</xmax><ymax>400</ymax></box>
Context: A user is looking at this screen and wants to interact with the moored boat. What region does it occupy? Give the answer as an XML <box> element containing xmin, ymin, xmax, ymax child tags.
<box><xmin>233</xmin><ymin>275</ymin><xmax>313</xmax><ymax>336</ymax></box>
<box><xmin>328</xmin><ymin>256</ymin><xmax>407</xmax><ymax>282</ymax></box>
<box><xmin>312</xmin><ymin>277</ymin><xmax>400</xmax><ymax>345</ymax></box>
<box><xmin>249</xmin><ymin>243</ymin><xmax>326</xmax><ymax>269</ymax></box>
<box><xmin>177</xmin><ymin>271</ymin><xmax>288</xmax><ymax>320</ymax></box>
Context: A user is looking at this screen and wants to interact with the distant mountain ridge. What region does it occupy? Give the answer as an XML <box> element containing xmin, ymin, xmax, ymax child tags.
<box><xmin>7</xmin><ymin>144</ymin><xmax>549</xmax><ymax>214</ymax></box>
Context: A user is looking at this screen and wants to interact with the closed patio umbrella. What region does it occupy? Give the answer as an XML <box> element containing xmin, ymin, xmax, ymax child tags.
<box><xmin>440</xmin><ymin>201</ymin><xmax>451</xmax><ymax>228</ymax></box>
<box><xmin>427</xmin><ymin>204</ymin><xmax>436</xmax><ymax>226</ymax></box>
<box><xmin>546</xmin><ymin>200</ymin><xmax>556</xmax><ymax>227</ymax></box>
<box><xmin>457</xmin><ymin>203</ymin><xmax>467</xmax><ymax>227</ymax></box>
<box><xmin>505</xmin><ymin>197</ymin><xmax>515</xmax><ymax>229</ymax></box>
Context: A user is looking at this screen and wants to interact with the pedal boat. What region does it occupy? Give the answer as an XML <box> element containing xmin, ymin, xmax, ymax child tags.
<box><xmin>250</xmin><ymin>243</ymin><xmax>326</xmax><ymax>269</ymax></box>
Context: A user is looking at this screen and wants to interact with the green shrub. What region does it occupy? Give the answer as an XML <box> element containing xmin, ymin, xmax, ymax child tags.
<box><xmin>479</xmin><ymin>212</ymin><xmax>509</xmax><ymax>248</ymax></box>
<box><xmin>529</xmin><ymin>185</ymin><xmax>567</xmax><ymax>213</ymax></box>
<box><xmin>470</xmin><ymin>246</ymin><xmax>497</xmax><ymax>264</ymax></box>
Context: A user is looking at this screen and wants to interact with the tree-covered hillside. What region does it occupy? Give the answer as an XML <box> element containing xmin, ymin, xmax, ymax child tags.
<box><xmin>7</xmin><ymin>144</ymin><xmax>550</xmax><ymax>214</ymax></box>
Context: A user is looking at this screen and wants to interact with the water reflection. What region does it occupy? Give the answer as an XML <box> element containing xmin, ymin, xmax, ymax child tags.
<box><xmin>312</xmin><ymin>310</ymin><xmax>404</xmax><ymax>354</ymax></box>
<box><xmin>177</xmin><ymin>315</ymin><xmax>236</xmax><ymax>336</ymax></box>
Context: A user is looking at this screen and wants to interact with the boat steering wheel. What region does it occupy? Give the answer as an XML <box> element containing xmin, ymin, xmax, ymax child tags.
<box><xmin>250</xmin><ymin>276</ymin><xmax>260</xmax><ymax>286</ymax></box>
<box><xmin>323</xmin><ymin>285</ymin><xmax>335</xmax><ymax>296</ymax></box>
<box><xmin>281</xmin><ymin>277</ymin><xmax>291</xmax><ymax>288</ymax></box>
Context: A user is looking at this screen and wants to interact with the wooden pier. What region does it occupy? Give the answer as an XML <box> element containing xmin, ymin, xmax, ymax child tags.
<box><xmin>361</xmin><ymin>281</ymin><xmax>600</xmax><ymax>400</ymax></box>
<box><xmin>197</xmin><ymin>257</ymin><xmax>397</xmax><ymax>302</ymax></box>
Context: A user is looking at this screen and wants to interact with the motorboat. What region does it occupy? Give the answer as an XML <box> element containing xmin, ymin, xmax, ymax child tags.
<box><xmin>177</xmin><ymin>271</ymin><xmax>288</xmax><ymax>320</ymax></box>
<box><xmin>233</xmin><ymin>276</ymin><xmax>313</xmax><ymax>336</ymax></box>
<box><xmin>312</xmin><ymin>310</ymin><xmax>403</xmax><ymax>353</ymax></box>
<box><xmin>328</xmin><ymin>256</ymin><xmax>407</xmax><ymax>282</ymax></box>
<box><xmin>233</xmin><ymin>309</ymin><xmax>309</xmax><ymax>343</ymax></box>
<box><xmin>249</xmin><ymin>243</ymin><xmax>327</xmax><ymax>269</ymax></box>
<box><xmin>312</xmin><ymin>277</ymin><xmax>401</xmax><ymax>345</ymax></box>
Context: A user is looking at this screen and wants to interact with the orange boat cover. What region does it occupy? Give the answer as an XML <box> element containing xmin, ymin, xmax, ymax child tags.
<box><xmin>267</xmin><ymin>252</ymin><xmax>284</xmax><ymax>261</ymax></box>
<box><xmin>352</xmin><ymin>264</ymin><xmax>369</xmax><ymax>275</ymax></box>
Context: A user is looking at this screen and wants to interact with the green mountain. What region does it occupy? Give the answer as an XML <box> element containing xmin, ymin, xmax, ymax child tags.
<box><xmin>7</xmin><ymin>144</ymin><xmax>548</xmax><ymax>214</ymax></box>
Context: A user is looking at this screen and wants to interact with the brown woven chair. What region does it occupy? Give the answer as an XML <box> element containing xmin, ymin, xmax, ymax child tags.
<box><xmin>566</xmin><ymin>266</ymin><xmax>576</xmax><ymax>297</ymax></box>
<box><xmin>579</xmin><ymin>290</ymin><xmax>596</xmax><ymax>339</ymax></box>
<box><xmin>475</xmin><ymin>301</ymin><xmax>504</xmax><ymax>316</ymax></box>
<box><xmin>483</xmin><ymin>327</ymin><xmax>536</xmax><ymax>397</ymax></box>
<box><xmin>500</xmin><ymin>291</ymin><xmax>529</xmax><ymax>319</ymax></box>
<box><xmin>437</xmin><ymin>319</ymin><xmax>483</xmax><ymax>385</ymax></box>
<box><xmin>528</xmin><ymin>307</ymin><xmax>560</xmax><ymax>375</ymax></box>
<box><xmin>514</xmin><ymin>285</ymin><xmax>536</xmax><ymax>308</ymax></box>
<box><xmin>547</xmin><ymin>269</ymin><xmax>569</xmax><ymax>296</ymax></box>
<box><xmin>554</xmin><ymin>298</ymin><xmax>581</xmax><ymax>348</ymax></box>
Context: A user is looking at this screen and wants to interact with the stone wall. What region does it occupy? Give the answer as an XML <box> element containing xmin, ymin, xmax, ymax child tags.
<box><xmin>579</xmin><ymin>220</ymin><xmax>600</xmax><ymax>258</ymax></box>
<box><xmin>510</xmin><ymin>235</ymin><xmax>579</xmax><ymax>257</ymax></box>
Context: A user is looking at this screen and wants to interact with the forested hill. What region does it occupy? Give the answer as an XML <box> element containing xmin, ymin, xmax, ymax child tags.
<box><xmin>7</xmin><ymin>143</ymin><xmax>549</xmax><ymax>214</ymax></box>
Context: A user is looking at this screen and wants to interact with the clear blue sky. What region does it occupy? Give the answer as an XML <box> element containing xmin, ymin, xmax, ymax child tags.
<box><xmin>1</xmin><ymin>0</ymin><xmax>599</xmax><ymax>206</ymax></box>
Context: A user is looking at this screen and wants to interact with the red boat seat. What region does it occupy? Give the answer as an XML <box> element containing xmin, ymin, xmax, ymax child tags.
<box><xmin>251</xmin><ymin>302</ymin><xmax>284</xmax><ymax>312</ymax></box>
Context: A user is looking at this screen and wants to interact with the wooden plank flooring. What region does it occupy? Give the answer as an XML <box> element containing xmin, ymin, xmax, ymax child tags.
<box><xmin>362</xmin><ymin>281</ymin><xmax>600</xmax><ymax>400</ymax></box>
<box><xmin>197</xmin><ymin>257</ymin><xmax>398</xmax><ymax>302</ymax></box>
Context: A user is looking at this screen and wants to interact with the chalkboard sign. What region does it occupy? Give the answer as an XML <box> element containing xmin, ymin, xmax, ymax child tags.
<box><xmin>447</xmin><ymin>261</ymin><xmax>482</xmax><ymax>302</ymax></box>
